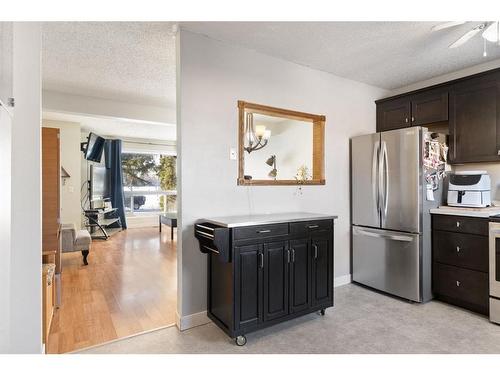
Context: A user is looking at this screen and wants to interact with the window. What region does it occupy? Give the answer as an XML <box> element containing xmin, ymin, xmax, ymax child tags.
<box><xmin>121</xmin><ymin>152</ymin><xmax>177</xmax><ymax>215</ymax></box>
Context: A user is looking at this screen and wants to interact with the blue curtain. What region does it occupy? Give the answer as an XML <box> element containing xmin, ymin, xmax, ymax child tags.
<box><xmin>105</xmin><ymin>139</ymin><xmax>127</xmax><ymax>229</ymax></box>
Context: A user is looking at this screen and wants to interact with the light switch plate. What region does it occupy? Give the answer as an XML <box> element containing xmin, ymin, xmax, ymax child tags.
<box><xmin>230</xmin><ymin>147</ymin><xmax>237</xmax><ymax>160</ymax></box>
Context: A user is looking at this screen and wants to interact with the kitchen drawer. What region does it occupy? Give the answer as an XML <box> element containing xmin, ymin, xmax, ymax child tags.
<box><xmin>433</xmin><ymin>262</ymin><xmax>488</xmax><ymax>313</ymax></box>
<box><xmin>433</xmin><ymin>230</ymin><xmax>488</xmax><ymax>272</ymax></box>
<box><xmin>290</xmin><ymin>220</ymin><xmax>333</xmax><ymax>236</ymax></box>
<box><xmin>432</xmin><ymin>214</ymin><xmax>488</xmax><ymax>236</ymax></box>
<box><xmin>233</xmin><ymin>223</ymin><xmax>289</xmax><ymax>241</ymax></box>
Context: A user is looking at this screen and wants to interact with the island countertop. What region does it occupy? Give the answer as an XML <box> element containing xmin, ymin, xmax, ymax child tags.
<box><xmin>203</xmin><ymin>212</ymin><xmax>338</xmax><ymax>228</ymax></box>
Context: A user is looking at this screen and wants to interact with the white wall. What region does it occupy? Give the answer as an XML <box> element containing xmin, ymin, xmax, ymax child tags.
<box><xmin>176</xmin><ymin>30</ymin><xmax>387</xmax><ymax>322</ymax></box>
<box><xmin>0</xmin><ymin>100</ymin><xmax>12</xmax><ymax>353</ymax></box>
<box><xmin>9</xmin><ymin>22</ymin><xmax>42</xmax><ymax>353</ymax></box>
<box><xmin>43</xmin><ymin>89</ymin><xmax>176</xmax><ymax>125</ymax></box>
<box><xmin>43</xmin><ymin>120</ymin><xmax>82</xmax><ymax>228</ymax></box>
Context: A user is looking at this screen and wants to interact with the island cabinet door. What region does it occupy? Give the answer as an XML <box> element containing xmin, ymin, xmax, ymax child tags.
<box><xmin>263</xmin><ymin>241</ymin><xmax>289</xmax><ymax>321</ymax></box>
<box><xmin>311</xmin><ymin>234</ymin><xmax>333</xmax><ymax>308</ymax></box>
<box><xmin>289</xmin><ymin>238</ymin><xmax>310</xmax><ymax>314</ymax></box>
<box><xmin>234</xmin><ymin>244</ymin><xmax>264</xmax><ymax>331</ymax></box>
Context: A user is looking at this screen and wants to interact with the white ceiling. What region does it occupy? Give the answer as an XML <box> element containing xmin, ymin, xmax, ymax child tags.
<box><xmin>181</xmin><ymin>22</ymin><xmax>500</xmax><ymax>90</ymax></box>
<box><xmin>42</xmin><ymin>22</ymin><xmax>177</xmax><ymax>108</ymax></box>
<box><xmin>43</xmin><ymin>111</ymin><xmax>177</xmax><ymax>142</ymax></box>
<box><xmin>42</xmin><ymin>21</ymin><xmax>500</xmax><ymax>110</ymax></box>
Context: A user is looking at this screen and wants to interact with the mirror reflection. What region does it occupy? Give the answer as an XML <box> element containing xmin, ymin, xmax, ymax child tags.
<box><xmin>243</xmin><ymin>113</ymin><xmax>313</xmax><ymax>181</ymax></box>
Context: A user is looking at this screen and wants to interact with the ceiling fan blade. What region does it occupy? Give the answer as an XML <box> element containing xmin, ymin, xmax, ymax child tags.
<box><xmin>431</xmin><ymin>21</ymin><xmax>467</xmax><ymax>32</ymax></box>
<box><xmin>449</xmin><ymin>24</ymin><xmax>485</xmax><ymax>48</ymax></box>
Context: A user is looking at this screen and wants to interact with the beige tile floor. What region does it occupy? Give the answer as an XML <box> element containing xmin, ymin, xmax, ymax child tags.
<box><xmin>81</xmin><ymin>283</ymin><xmax>500</xmax><ymax>354</ymax></box>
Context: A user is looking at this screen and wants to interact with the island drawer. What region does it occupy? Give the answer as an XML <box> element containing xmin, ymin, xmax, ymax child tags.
<box><xmin>290</xmin><ymin>220</ymin><xmax>333</xmax><ymax>236</ymax></box>
<box><xmin>233</xmin><ymin>223</ymin><xmax>289</xmax><ymax>241</ymax></box>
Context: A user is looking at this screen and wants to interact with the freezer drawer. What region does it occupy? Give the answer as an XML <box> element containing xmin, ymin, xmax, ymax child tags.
<box><xmin>352</xmin><ymin>226</ymin><xmax>421</xmax><ymax>302</ymax></box>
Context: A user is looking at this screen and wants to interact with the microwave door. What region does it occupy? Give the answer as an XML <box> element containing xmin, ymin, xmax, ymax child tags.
<box><xmin>351</xmin><ymin>133</ymin><xmax>381</xmax><ymax>228</ymax></box>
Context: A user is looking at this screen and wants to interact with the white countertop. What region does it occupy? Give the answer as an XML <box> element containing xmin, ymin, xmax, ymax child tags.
<box><xmin>204</xmin><ymin>212</ymin><xmax>338</xmax><ymax>228</ymax></box>
<box><xmin>430</xmin><ymin>206</ymin><xmax>500</xmax><ymax>218</ymax></box>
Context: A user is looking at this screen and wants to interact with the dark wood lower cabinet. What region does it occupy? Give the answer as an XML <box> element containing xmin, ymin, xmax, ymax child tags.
<box><xmin>263</xmin><ymin>241</ymin><xmax>289</xmax><ymax>321</ymax></box>
<box><xmin>199</xmin><ymin>218</ymin><xmax>335</xmax><ymax>345</ymax></box>
<box><xmin>431</xmin><ymin>214</ymin><xmax>489</xmax><ymax>315</ymax></box>
<box><xmin>289</xmin><ymin>239</ymin><xmax>310</xmax><ymax>313</ymax></box>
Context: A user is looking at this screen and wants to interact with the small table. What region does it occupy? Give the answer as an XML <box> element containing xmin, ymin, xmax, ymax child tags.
<box><xmin>159</xmin><ymin>213</ymin><xmax>177</xmax><ymax>241</ymax></box>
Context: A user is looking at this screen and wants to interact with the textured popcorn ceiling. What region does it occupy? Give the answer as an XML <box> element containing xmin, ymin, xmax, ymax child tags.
<box><xmin>42</xmin><ymin>22</ymin><xmax>177</xmax><ymax>108</ymax></box>
<box><xmin>181</xmin><ymin>21</ymin><xmax>500</xmax><ymax>90</ymax></box>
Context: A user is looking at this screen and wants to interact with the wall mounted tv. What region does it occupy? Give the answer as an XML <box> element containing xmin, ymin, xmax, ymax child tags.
<box><xmin>84</xmin><ymin>132</ymin><xmax>106</xmax><ymax>162</ymax></box>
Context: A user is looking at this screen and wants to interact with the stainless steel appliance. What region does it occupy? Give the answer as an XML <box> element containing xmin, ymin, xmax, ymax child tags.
<box><xmin>351</xmin><ymin>127</ymin><xmax>445</xmax><ymax>302</ymax></box>
<box><xmin>488</xmin><ymin>220</ymin><xmax>500</xmax><ymax>324</ymax></box>
<box><xmin>447</xmin><ymin>171</ymin><xmax>491</xmax><ymax>208</ymax></box>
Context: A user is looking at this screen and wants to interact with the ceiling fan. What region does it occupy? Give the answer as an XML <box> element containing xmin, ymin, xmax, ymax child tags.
<box><xmin>432</xmin><ymin>21</ymin><xmax>500</xmax><ymax>54</ymax></box>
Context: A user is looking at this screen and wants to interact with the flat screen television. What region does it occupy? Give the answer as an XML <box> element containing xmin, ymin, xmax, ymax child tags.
<box><xmin>85</xmin><ymin>132</ymin><xmax>105</xmax><ymax>162</ymax></box>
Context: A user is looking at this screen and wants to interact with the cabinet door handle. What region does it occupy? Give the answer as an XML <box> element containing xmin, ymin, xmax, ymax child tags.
<box><xmin>257</xmin><ymin>229</ymin><xmax>271</xmax><ymax>234</ymax></box>
<box><xmin>405</xmin><ymin>117</ymin><xmax>409</xmax><ymax>123</ymax></box>
<box><xmin>291</xmin><ymin>248</ymin><xmax>295</xmax><ymax>263</ymax></box>
<box><xmin>313</xmin><ymin>244</ymin><xmax>318</xmax><ymax>259</ymax></box>
<box><xmin>287</xmin><ymin>249</ymin><xmax>290</xmax><ymax>263</ymax></box>
<box><xmin>456</xmin><ymin>280</ymin><xmax>461</xmax><ymax>287</ymax></box>
<box><xmin>308</xmin><ymin>224</ymin><xmax>319</xmax><ymax>229</ymax></box>
<box><xmin>456</xmin><ymin>246</ymin><xmax>460</xmax><ymax>253</ymax></box>
<box><xmin>411</xmin><ymin>116</ymin><xmax>415</xmax><ymax>122</ymax></box>
<box><xmin>456</xmin><ymin>221</ymin><xmax>460</xmax><ymax>228</ymax></box>
<box><xmin>259</xmin><ymin>253</ymin><xmax>264</xmax><ymax>269</ymax></box>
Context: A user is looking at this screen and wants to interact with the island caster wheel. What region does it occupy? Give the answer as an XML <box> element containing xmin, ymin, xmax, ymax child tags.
<box><xmin>235</xmin><ymin>335</ymin><xmax>247</xmax><ymax>346</ymax></box>
<box><xmin>320</xmin><ymin>308</ymin><xmax>325</xmax><ymax>316</ymax></box>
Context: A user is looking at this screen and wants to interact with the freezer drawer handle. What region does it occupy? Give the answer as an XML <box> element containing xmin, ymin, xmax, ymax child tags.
<box><xmin>353</xmin><ymin>227</ymin><xmax>414</xmax><ymax>242</ymax></box>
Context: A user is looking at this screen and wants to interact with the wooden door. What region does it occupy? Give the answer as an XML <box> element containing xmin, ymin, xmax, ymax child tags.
<box><xmin>311</xmin><ymin>234</ymin><xmax>333</xmax><ymax>308</ymax></box>
<box><xmin>411</xmin><ymin>88</ymin><xmax>449</xmax><ymax>125</ymax></box>
<box><xmin>449</xmin><ymin>73</ymin><xmax>500</xmax><ymax>163</ymax></box>
<box><xmin>42</xmin><ymin>128</ymin><xmax>61</xmax><ymax>269</ymax></box>
<box><xmin>263</xmin><ymin>241</ymin><xmax>289</xmax><ymax>321</ymax></box>
<box><xmin>234</xmin><ymin>244</ymin><xmax>263</xmax><ymax>330</ymax></box>
<box><xmin>289</xmin><ymin>238</ymin><xmax>310</xmax><ymax>314</ymax></box>
<box><xmin>376</xmin><ymin>97</ymin><xmax>411</xmax><ymax>132</ymax></box>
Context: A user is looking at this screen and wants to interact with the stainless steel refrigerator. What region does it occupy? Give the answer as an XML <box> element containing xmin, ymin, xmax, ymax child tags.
<box><xmin>351</xmin><ymin>126</ymin><xmax>444</xmax><ymax>303</ymax></box>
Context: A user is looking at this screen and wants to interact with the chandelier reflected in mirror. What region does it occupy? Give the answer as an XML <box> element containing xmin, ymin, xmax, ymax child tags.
<box><xmin>244</xmin><ymin>112</ymin><xmax>271</xmax><ymax>153</ymax></box>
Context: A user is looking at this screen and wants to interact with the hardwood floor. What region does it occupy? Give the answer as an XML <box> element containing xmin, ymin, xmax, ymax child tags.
<box><xmin>46</xmin><ymin>226</ymin><xmax>177</xmax><ymax>354</ymax></box>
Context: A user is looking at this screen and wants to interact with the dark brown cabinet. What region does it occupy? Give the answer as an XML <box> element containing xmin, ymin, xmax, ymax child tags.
<box><xmin>311</xmin><ymin>235</ymin><xmax>333</xmax><ymax>307</ymax></box>
<box><xmin>263</xmin><ymin>241</ymin><xmax>289</xmax><ymax>321</ymax></box>
<box><xmin>196</xmin><ymin>217</ymin><xmax>335</xmax><ymax>345</ymax></box>
<box><xmin>289</xmin><ymin>239</ymin><xmax>310</xmax><ymax>313</ymax></box>
<box><xmin>376</xmin><ymin>96</ymin><xmax>411</xmax><ymax>132</ymax></box>
<box><xmin>376</xmin><ymin>89</ymin><xmax>449</xmax><ymax>132</ymax></box>
<box><xmin>431</xmin><ymin>214</ymin><xmax>489</xmax><ymax>315</ymax></box>
<box><xmin>235</xmin><ymin>244</ymin><xmax>263</xmax><ymax>331</ymax></box>
<box><xmin>449</xmin><ymin>72</ymin><xmax>500</xmax><ymax>163</ymax></box>
<box><xmin>411</xmin><ymin>89</ymin><xmax>449</xmax><ymax>126</ymax></box>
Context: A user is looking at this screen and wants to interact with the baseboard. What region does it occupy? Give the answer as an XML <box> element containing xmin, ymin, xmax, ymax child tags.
<box><xmin>176</xmin><ymin>310</ymin><xmax>211</xmax><ymax>331</ymax></box>
<box><xmin>334</xmin><ymin>274</ymin><xmax>351</xmax><ymax>287</ymax></box>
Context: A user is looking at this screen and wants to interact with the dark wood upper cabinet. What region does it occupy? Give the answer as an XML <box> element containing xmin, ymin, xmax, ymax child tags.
<box><xmin>376</xmin><ymin>96</ymin><xmax>411</xmax><ymax>132</ymax></box>
<box><xmin>410</xmin><ymin>88</ymin><xmax>448</xmax><ymax>125</ymax></box>
<box><xmin>449</xmin><ymin>72</ymin><xmax>500</xmax><ymax>164</ymax></box>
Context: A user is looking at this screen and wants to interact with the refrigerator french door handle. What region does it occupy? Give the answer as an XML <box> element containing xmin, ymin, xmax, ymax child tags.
<box><xmin>353</xmin><ymin>226</ymin><xmax>414</xmax><ymax>242</ymax></box>
<box><xmin>372</xmin><ymin>141</ymin><xmax>380</xmax><ymax>218</ymax></box>
<box><xmin>382</xmin><ymin>142</ymin><xmax>389</xmax><ymax>220</ymax></box>
<box><xmin>378</xmin><ymin>141</ymin><xmax>385</xmax><ymax>224</ymax></box>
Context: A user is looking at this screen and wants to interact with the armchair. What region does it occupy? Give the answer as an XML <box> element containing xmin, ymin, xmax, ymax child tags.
<box><xmin>61</xmin><ymin>224</ymin><xmax>92</xmax><ymax>265</ymax></box>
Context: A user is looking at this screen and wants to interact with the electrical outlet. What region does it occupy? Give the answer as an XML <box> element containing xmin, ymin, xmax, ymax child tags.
<box><xmin>230</xmin><ymin>147</ymin><xmax>237</xmax><ymax>160</ymax></box>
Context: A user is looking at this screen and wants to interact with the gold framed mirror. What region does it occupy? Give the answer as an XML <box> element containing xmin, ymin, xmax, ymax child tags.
<box><xmin>238</xmin><ymin>101</ymin><xmax>325</xmax><ymax>186</ymax></box>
